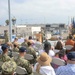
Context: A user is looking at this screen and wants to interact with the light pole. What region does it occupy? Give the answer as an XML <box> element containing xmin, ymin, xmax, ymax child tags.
<box><xmin>8</xmin><ymin>0</ymin><xmax>12</xmax><ymax>42</ymax></box>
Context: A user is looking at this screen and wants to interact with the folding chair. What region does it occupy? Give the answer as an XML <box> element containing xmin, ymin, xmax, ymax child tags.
<box><xmin>24</xmin><ymin>54</ymin><xmax>34</xmax><ymax>60</ymax></box>
<box><xmin>16</xmin><ymin>66</ymin><xmax>27</xmax><ymax>75</ymax></box>
<box><xmin>52</xmin><ymin>57</ymin><xmax>65</xmax><ymax>66</ymax></box>
<box><xmin>12</xmin><ymin>52</ymin><xmax>19</xmax><ymax>59</ymax></box>
<box><xmin>65</xmin><ymin>45</ymin><xmax>73</xmax><ymax>50</ymax></box>
<box><xmin>35</xmin><ymin>44</ymin><xmax>43</xmax><ymax>51</ymax></box>
<box><xmin>53</xmin><ymin>49</ymin><xmax>60</xmax><ymax>54</ymax></box>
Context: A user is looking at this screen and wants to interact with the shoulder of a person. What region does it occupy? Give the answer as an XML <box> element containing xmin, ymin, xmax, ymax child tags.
<box><xmin>30</xmin><ymin>47</ymin><xmax>34</xmax><ymax>50</ymax></box>
<box><xmin>49</xmin><ymin>50</ymin><xmax>55</xmax><ymax>56</ymax></box>
<box><xmin>33</xmin><ymin>63</ymin><xmax>39</xmax><ymax>72</ymax></box>
<box><xmin>49</xmin><ymin>50</ymin><xmax>55</xmax><ymax>53</ymax></box>
<box><xmin>21</xmin><ymin>42</ymin><xmax>24</xmax><ymax>44</ymax></box>
<box><xmin>21</xmin><ymin>58</ymin><xmax>29</xmax><ymax>63</ymax></box>
<box><xmin>57</xmin><ymin>65</ymin><xmax>66</xmax><ymax>71</ymax></box>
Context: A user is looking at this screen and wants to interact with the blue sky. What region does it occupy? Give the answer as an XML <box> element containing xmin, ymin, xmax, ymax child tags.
<box><xmin>0</xmin><ymin>0</ymin><xmax>75</xmax><ymax>25</ymax></box>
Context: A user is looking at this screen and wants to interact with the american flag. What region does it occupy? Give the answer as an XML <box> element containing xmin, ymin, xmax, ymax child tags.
<box><xmin>72</xmin><ymin>17</ymin><xmax>75</xmax><ymax>28</ymax></box>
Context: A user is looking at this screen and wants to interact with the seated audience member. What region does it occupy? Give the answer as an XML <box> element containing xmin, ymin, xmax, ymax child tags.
<box><xmin>58</xmin><ymin>36</ymin><xmax>65</xmax><ymax>46</ymax></box>
<box><xmin>15</xmin><ymin>47</ymin><xmax>33</xmax><ymax>75</ymax></box>
<box><xmin>56</xmin><ymin>51</ymin><xmax>75</xmax><ymax>75</ymax></box>
<box><xmin>1</xmin><ymin>61</ymin><xmax>17</xmax><ymax>75</ymax></box>
<box><xmin>34</xmin><ymin>38</ymin><xmax>42</xmax><ymax>50</ymax></box>
<box><xmin>71</xmin><ymin>43</ymin><xmax>75</xmax><ymax>51</ymax></box>
<box><xmin>55</xmin><ymin>41</ymin><xmax>63</xmax><ymax>51</ymax></box>
<box><xmin>13</xmin><ymin>42</ymin><xmax>19</xmax><ymax>52</ymax></box>
<box><xmin>12</xmin><ymin>37</ymin><xmax>18</xmax><ymax>44</ymax></box>
<box><xmin>28</xmin><ymin>36</ymin><xmax>35</xmax><ymax>44</ymax></box>
<box><xmin>1</xmin><ymin>44</ymin><xmax>11</xmax><ymax>62</ymax></box>
<box><xmin>65</xmin><ymin>35</ymin><xmax>74</xmax><ymax>54</ymax></box>
<box><xmin>27</xmin><ymin>41</ymin><xmax>37</xmax><ymax>64</ymax></box>
<box><xmin>21</xmin><ymin>38</ymin><xmax>28</xmax><ymax>48</ymax></box>
<box><xmin>52</xmin><ymin>50</ymin><xmax>67</xmax><ymax>71</ymax></box>
<box><xmin>39</xmin><ymin>42</ymin><xmax>55</xmax><ymax>57</ymax></box>
<box><xmin>6</xmin><ymin>42</ymin><xmax>13</xmax><ymax>50</ymax></box>
<box><xmin>6</xmin><ymin>42</ymin><xmax>13</xmax><ymax>57</ymax></box>
<box><xmin>55</xmin><ymin>50</ymin><xmax>67</xmax><ymax>61</ymax></box>
<box><xmin>34</xmin><ymin>52</ymin><xmax>55</xmax><ymax>75</ymax></box>
<box><xmin>65</xmin><ymin>35</ymin><xmax>74</xmax><ymax>46</ymax></box>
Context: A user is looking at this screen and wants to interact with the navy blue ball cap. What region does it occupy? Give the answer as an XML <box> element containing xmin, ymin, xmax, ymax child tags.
<box><xmin>1</xmin><ymin>44</ymin><xmax>8</xmax><ymax>51</ymax></box>
<box><xmin>67</xmin><ymin>51</ymin><xmax>75</xmax><ymax>61</ymax></box>
<box><xmin>19</xmin><ymin>47</ymin><xmax>26</xmax><ymax>52</ymax></box>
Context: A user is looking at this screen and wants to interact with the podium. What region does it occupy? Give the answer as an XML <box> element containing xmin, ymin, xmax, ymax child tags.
<box><xmin>35</xmin><ymin>33</ymin><xmax>42</xmax><ymax>43</ymax></box>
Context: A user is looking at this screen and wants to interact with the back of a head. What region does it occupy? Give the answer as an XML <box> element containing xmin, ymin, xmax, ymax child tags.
<box><xmin>15</xmin><ymin>37</ymin><xmax>18</xmax><ymax>41</ymax></box>
<box><xmin>1</xmin><ymin>44</ymin><xmax>8</xmax><ymax>52</ymax></box>
<box><xmin>13</xmin><ymin>42</ymin><xmax>18</xmax><ymax>47</ymax></box>
<box><xmin>55</xmin><ymin>41</ymin><xmax>63</xmax><ymax>50</ymax></box>
<box><xmin>59</xmin><ymin>50</ymin><xmax>65</xmax><ymax>58</ymax></box>
<box><xmin>19</xmin><ymin>47</ymin><xmax>27</xmax><ymax>53</ymax></box>
<box><xmin>27</xmin><ymin>41</ymin><xmax>32</xmax><ymax>47</ymax></box>
<box><xmin>69</xmin><ymin>35</ymin><xmax>73</xmax><ymax>39</ymax></box>
<box><xmin>44</xmin><ymin>42</ymin><xmax>51</xmax><ymax>54</ymax></box>
<box><xmin>29</xmin><ymin>36</ymin><xmax>32</xmax><ymax>40</ymax></box>
<box><xmin>67</xmin><ymin>51</ymin><xmax>75</xmax><ymax>61</ymax></box>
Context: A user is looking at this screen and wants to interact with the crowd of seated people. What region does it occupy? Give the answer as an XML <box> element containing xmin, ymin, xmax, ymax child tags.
<box><xmin>0</xmin><ymin>35</ymin><xmax>75</xmax><ymax>75</ymax></box>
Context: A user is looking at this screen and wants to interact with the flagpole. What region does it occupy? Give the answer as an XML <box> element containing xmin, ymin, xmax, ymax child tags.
<box><xmin>8</xmin><ymin>0</ymin><xmax>12</xmax><ymax>42</ymax></box>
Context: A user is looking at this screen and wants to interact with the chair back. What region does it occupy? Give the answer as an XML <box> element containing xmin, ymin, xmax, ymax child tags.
<box><xmin>52</xmin><ymin>57</ymin><xmax>65</xmax><ymax>66</ymax></box>
<box><xmin>24</xmin><ymin>54</ymin><xmax>34</xmax><ymax>60</ymax></box>
<box><xmin>65</xmin><ymin>45</ymin><xmax>73</xmax><ymax>50</ymax></box>
<box><xmin>16</xmin><ymin>66</ymin><xmax>27</xmax><ymax>75</ymax></box>
<box><xmin>35</xmin><ymin>44</ymin><xmax>43</xmax><ymax>51</ymax></box>
<box><xmin>53</xmin><ymin>49</ymin><xmax>60</xmax><ymax>54</ymax></box>
<box><xmin>12</xmin><ymin>52</ymin><xmax>19</xmax><ymax>59</ymax></box>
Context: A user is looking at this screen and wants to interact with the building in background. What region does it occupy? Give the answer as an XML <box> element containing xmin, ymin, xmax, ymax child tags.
<box><xmin>0</xmin><ymin>23</ymin><xmax>68</xmax><ymax>39</ymax></box>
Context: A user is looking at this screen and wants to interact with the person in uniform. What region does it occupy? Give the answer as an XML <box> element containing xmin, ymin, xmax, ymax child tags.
<box><xmin>12</xmin><ymin>42</ymin><xmax>19</xmax><ymax>52</ymax></box>
<box><xmin>27</xmin><ymin>41</ymin><xmax>37</xmax><ymax>64</ymax></box>
<box><xmin>7</xmin><ymin>42</ymin><xmax>13</xmax><ymax>50</ymax></box>
<box><xmin>12</xmin><ymin>37</ymin><xmax>18</xmax><ymax>44</ymax></box>
<box><xmin>4</xmin><ymin>30</ymin><xmax>9</xmax><ymax>44</ymax></box>
<box><xmin>21</xmin><ymin>38</ymin><xmax>28</xmax><ymax>48</ymax></box>
<box><xmin>6</xmin><ymin>42</ymin><xmax>13</xmax><ymax>57</ymax></box>
<box><xmin>1</xmin><ymin>44</ymin><xmax>11</xmax><ymax>62</ymax></box>
<box><xmin>15</xmin><ymin>47</ymin><xmax>33</xmax><ymax>75</ymax></box>
<box><xmin>1</xmin><ymin>61</ymin><xmax>17</xmax><ymax>75</ymax></box>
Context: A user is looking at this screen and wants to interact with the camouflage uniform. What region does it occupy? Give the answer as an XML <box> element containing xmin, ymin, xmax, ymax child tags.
<box><xmin>27</xmin><ymin>46</ymin><xmax>37</xmax><ymax>64</ymax></box>
<box><xmin>12</xmin><ymin>42</ymin><xmax>20</xmax><ymax>52</ymax></box>
<box><xmin>13</xmin><ymin>47</ymin><xmax>19</xmax><ymax>52</ymax></box>
<box><xmin>1</xmin><ymin>61</ymin><xmax>17</xmax><ymax>75</ymax></box>
<box><xmin>21</xmin><ymin>42</ymin><xmax>28</xmax><ymax>48</ymax></box>
<box><xmin>4</xmin><ymin>31</ymin><xmax>9</xmax><ymax>44</ymax></box>
<box><xmin>0</xmin><ymin>53</ymin><xmax>11</xmax><ymax>62</ymax></box>
<box><xmin>15</xmin><ymin>55</ymin><xmax>33</xmax><ymax>75</ymax></box>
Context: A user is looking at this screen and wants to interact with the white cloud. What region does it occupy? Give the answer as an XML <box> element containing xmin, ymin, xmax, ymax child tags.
<box><xmin>1</xmin><ymin>0</ymin><xmax>75</xmax><ymax>25</ymax></box>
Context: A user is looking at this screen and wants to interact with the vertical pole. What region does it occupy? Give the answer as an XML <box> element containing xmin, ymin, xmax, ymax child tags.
<box><xmin>8</xmin><ymin>0</ymin><xmax>12</xmax><ymax>42</ymax></box>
